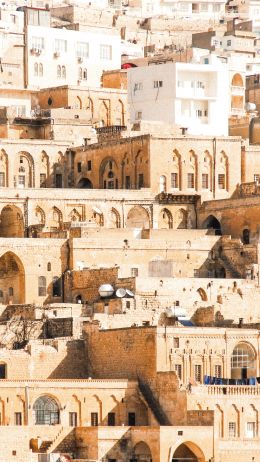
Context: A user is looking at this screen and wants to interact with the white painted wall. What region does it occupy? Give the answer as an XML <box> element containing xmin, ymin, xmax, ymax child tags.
<box><xmin>27</xmin><ymin>26</ymin><xmax>121</xmax><ymax>89</ymax></box>
<box><xmin>128</xmin><ymin>62</ymin><xmax>229</xmax><ymax>136</ymax></box>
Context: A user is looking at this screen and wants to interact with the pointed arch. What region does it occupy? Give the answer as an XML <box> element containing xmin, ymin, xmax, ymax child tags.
<box><xmin>197</xmin><ymin>288</ymin><xmax>208</xmax><ymax>302</ymax></box>
<box><xmin>118</xmin><ymin>99</ymin><xmax>125</xmax><ymax>125</ymax></box>
<box><xmin>176</xmin><ymin>208</ymin><xmax>188</xmax><ymax>229</ymax></box>
<box><xmin>35</xmin><ymin>206</ymin><xmax>45</xmax><ymax>225</ymax></box>
<box><xmin>17</xmin><ymin>151</ymin><xmax>35</xmax><ymax>188</ymax></box>
<box><xmin>76</xmin><ymin>96</ymin><xmax>82</xmax><ymax>110</ymax></box>
<box><xmin>69</xmin><ymin>208</ymin><xmax>81</xmax><ymax>222</ymax></box>
<box><xmin>52</xmin><ymin>206</ymin><xmax>63</xmax><ymax>228</ymax></box>
<box><xmin>171</xmin><ymin>441</ymin><xmax>206</xmax><ymax>462</ymax></box>
<box><xmin>172</xmin><ymin>149</ymin><xmax>181</xmax><ymax>190</ymax></box>
<box><xmin>0</xmin><ymin>251</ymin><xmax>25</xmax><ymax>304</ymax></box>
<box><xmin>0</xmin><ymin>205</ymin><xmax>24</xmax><ymax>237</ymax></box>
<box><xmin>126</xmin><ymin>206</ymin><xmax>150</xmax><ymax>229</ymax></box>
<box><xmin>99</xmin><ymin>100</ymin><xmax>110</xmax><ymax>126</ymax></box>
<box><xmin>110</xmin><ymin>207</ymin><xmax>121</xmax><ymax>228</ymax></box>
<box><xmin>188</xmin><ymin>150</ymin><xmax>198</xmax><ymax>190</ymax></box>
<box><xmin>202</xmin><ymin>150</ymin><xmax>212</xmax><ymax>191</ymax></box>
<box><xmin>219</xmin><ymin>150</ymin><xmax>229</xmax><ymax>191</ymax></box>
<box><xmin>159</xmin><ymin>208</ymin><xmax>173</xmax><ymax>229</ymax></box>
<box><xmin>0</xmin><ymin>149</ymin><xmax>8</xmax><ymax>187</ymax></box>
<box><xmin>40</xmin><ymin>151</ymin><xmax>49</xmax><ymax>187</ymax></box>
<box><xmin>87</xmin><ymin>97</ymin><xmax>94</xmax><ymax>119</ymax></box>
<box><xmin>99</xmin><ymin>157</ymin><xmax>119</xmax><ymax>189</ymax></box>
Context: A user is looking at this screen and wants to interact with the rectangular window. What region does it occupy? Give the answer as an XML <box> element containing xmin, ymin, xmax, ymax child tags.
<box><xmin>173</xmin><ymin>337</ymin><xmax>179</xmax><ymax>348</ymax></box>
<box><xmin>125</xmin><ymin>176</ymin><xmax>131</xmax><ymax>189</ymax></box>
<box><xmin>229</xmin><ymin>422</ymin><xmax>236</xmax><ymax>437</ymax></box>
<box><xmin>0</xmin><ymin>172</ymin><xmax>5</xmax><ymax>187</ymax></box>
<box><xmin>197</xmin><ymin>81</ymin><xmax>204</xmax><ymax>89</ymax></box>
<box><xmin>200</xmin><ymin>3</ymin><xmax>208</xmax><ymax>11</ymax></box>
<box><xmin>18</xmin><ymin>175</ymin><xmax>25</xmax><ymax>187</ymax></box>
<box><xmin>174</xmin><ymin>364</ymin><xmax>182</xmax><ymax>379</ymax></box>
<box><xmin>171</xmin><ymin>172</ymin><xmax>178</xmax><ymax>189</ymax></box>
<box><xmin>196</xmin><ymin>109</ymin><xmax>203</xmax><ymax>118</ymax></box>
<box><xmin>76</xmin><ymin>41</ymin><xmax>89</xmax><ymax>58</ymax></box>
<box><xmin>138</xmin><ymin>173</ymin><xmax>144</xmax><ymax>188</ymax></box>
<box><xmin>187</xmin><ymin>173</ymin><xmax>195</xmax><ymax>189</ymax></box>
<box><xmin>227</xmin><ymin>39</ymin><xmax>232</xmax><ymax>46</ymax></box>
<box><xmin>246</xmin><ymin>422</ymin><xmax>256</xmax><ymax>438</ymax></box>
<box><xmin>134</xmin><ymin>82</ymin><xmax>143</xmax><ymax>91</ymax></box>
<box><xmin>131</xmin><ymin>267</ymin><xmax>138</xmax><ymax>277</ymax></box>
<box><xmin>77</xmin><ymin>162</ymin><xmax>82</xmax><ymax>173</ymax></box>
<box><xmin>108</xmin><ymin>412</ymin><xmax>115</xmax><ymax>426</ymax></box>
<box><xmin>31</xmin><ymin>36</ymin><xmax>44</xmax><ymax>50</ymax></box>
<box><xmin>0</xmin><ymin>364</ymin><xmax>6</xmax><ymax>379</ymax></box>
<box><xmin>135</xmin><ymin>111</ymin><xmax>142</xmax><ymax>120</ymax></box>
<box><xmin>213</xmin><ymin>3</ymin><xmax>221</xmax><ymax>12</ymax></box>
<box><xmin>55</xmin><ymin>173</ymin><xmax>62</xmax><ymax>188</ymax></box>
<box><xmin>202</xmin><ymin>173</ymin><xmax>209</xmax><ymax>189</ymax></box>
<box><xmin>15</xmin><ymin>412</ymin><xmax>22</xmax><ymax>426</ymax></box>
<box><xmin>87</xmin><ymin>160</ymin><xmax>92</xmax><ymax>171</ymax></box>
<box><xmin>54</xmin><ymin>39</ymin><xmax>67</xmax><ymax>53</ymax></box>
<box><xmin>214</xmin><ymin>365</ymin><xmax>222</xmax><ymax>378</ymax></box>
<box><xmin>100</xmin><ymin>44</ymin><xmax>112</xmax><ymax>60</ymax></box>
<box><xmin>194</xmin><ymin>364</ymin><xmax>202</xmax><ymax>383</ymax></box>
<box><xmin>254</xmin><ymin>174</ymin><xmax>260</xmax><ymax>183</ymax></box>
<box><xmin>69</xmin><ymin>412</ymin><xmax>77</xmax><ymax>427</ymax></box>
<box><xmin>40</xmin><ymin>173</ymin><xmax>46</xmax><ymax>187</ymax></box>
<box><xmin>154</xmin><ymin>80</ymin><xmax>163</xmax><ymax>88</ymax></box>
<box><xmin>218</xmin><ymin>174</ymin><xmax>225</xmax><ymax>189</ymax></box>
<box><xmin>128</xmin><ymin>412</ymin><xmax>136</xmax><ymax>426</ymax></box>
<box><xmin>91</xmin><ymin>412</ymin><xmax>98</xmax><ymax>426</ymax></box>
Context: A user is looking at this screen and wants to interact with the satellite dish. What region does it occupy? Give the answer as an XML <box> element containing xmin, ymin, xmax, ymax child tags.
<box><xmin>98</xmin><ymin>284</ymin><xmax>114</xmax><ymax>298</ymax></box>
<box><xmin>126</xmin><ymin>289</ymin><xmax>134</xmax><ymax>297</ymax></box>
<box><xmin>116</xmin><ymin>288</ymin><xmax>127</xmax><ymax>298</ymax></box>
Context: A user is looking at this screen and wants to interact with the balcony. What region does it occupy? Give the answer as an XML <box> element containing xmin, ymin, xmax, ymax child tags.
<box><xmin>193</xmin><ymin>385</ymin><xmax>260</xmax><ymax>396</ymax></box>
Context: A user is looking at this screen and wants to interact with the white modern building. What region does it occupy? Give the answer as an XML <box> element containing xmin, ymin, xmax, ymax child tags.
<box><xmin>128</xmin><ymin>62</ymin><xmax>229</xmax><ymax>136</ymax></box>
<box><xmin>126</xmin><ymin>0</ymin><xmax>226</xmax><ymax>17</ymax></box>
<box><xmin>26</xmin><ymin>26</ymin><xmax>121</xmax><ymax>89</ymax></box>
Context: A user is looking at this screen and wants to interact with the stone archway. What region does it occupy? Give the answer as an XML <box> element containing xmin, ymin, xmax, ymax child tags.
<box><xmin>231</xmin><ymin>342</ymin><xmax>256</xmax><ymax>379</ymax></box>
<box><xmin>171</xmin><ymin>441</ymin><xmax>205</xmax><ymax>462</ymax></box>
<box><xmin>159</xmin><ymin>208</ymin><xmax>173</xmax><ymax>229</ymax></box>
<box><xmin>132</xmin><ymin>441</ymin><xmax>152</xmax><ymax>462</ymax></box>
<box><xmin>0</xmin><ymin>205</ymin><xmax>24</xmax><ymax>237</ymax></box>
<box><xmin>77</xmin><ymin>177</ymin><xmax>93</xmax><ymax>189</ymax></box>
<box><xmin>202</xmin><ymin>215</ymin><xmax>222</xmax><ymax>235</ymax></box>
<box><xmin>126</xmin><ymin>206</ymin><xmax>150</xmax><ymax>229</ymax></box>
<box><xmin>0</xmin><ymin>252</ymin><xmax>25</xmax><ymax>304</ymax></box>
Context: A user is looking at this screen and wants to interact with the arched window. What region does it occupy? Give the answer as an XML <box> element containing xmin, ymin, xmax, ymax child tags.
<box><xmin>34</xmin><ymin>62</ymin><xmax>38</xmax><ymax>77</ymax></box>
<box><xmin>39</xmin><ymin>63</ymin><xmax>43</xmax><ymax>77</ymax></box>
<box><xmin>243</xmin><ymin>228</ymin><xmax>250</xmax><ymax>244</ymax></box>
<box><xmin>8</xmin><ymin>287</ymin><xmax>13</xmax><ymax>296</ymax></box>
<box><xmin>57</xmin><ymin>65</ymin><xmax>61</xmax><ymax>79</ymax></box>
<box><xmin>231</xmin><ymin>342</ymin><xmax>256</xmax><ymax>379</ymax></box>
<box><xmin>53</xmin><ymin>276</ymin><xmax>61</xmax><ymax>297</ymax></box>
<box><xmin>47</xmin><ymin>262</ymin><xmax>51</xmax><ymax>271</ymax></box>
<box><xmin>38</xmin><ymin>276</ymin><xmax>46</xmax><ymax>296</ymax></box>
<box><xmin>61</xmin><ymin>66</ymin><xmax>66</xmax><ymax>79</ymax></box>
<box><xmin>33</xmin><ymin>396</ymin><xmax>60</xmax><ymax>425</ymax></box>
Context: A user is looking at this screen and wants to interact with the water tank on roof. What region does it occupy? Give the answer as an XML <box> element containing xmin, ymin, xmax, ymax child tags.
<box><xmin>165</xmin><ymin>307</ymin><xmax>187</xmax><ymax>318</ymax></box>
<box><xmin>246</xmin><ymin>102</ymin><xmax>256</xmax><ymax>112</ymax></box>
<box><xmin>98</xmin><ymin>284</ymin><xmax>114</xmax><ymax>298</ymax></box>
<box><xmin>116</xmin><ymin>288</ymin><xmax>126</xmax><ymax>298</ymax></box>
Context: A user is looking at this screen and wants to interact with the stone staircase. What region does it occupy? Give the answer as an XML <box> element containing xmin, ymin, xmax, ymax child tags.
<box><xmin>219</xmin><ymin>254</ymin><xmax>242</xmax><ymax>279</ymax></box>
<box><xmin>138</xmin><ymin>378</ymin><xmax>171</xmax><ymax>425</ymax></box>
<box><xmin>47</xmin><ymin>427</ymin><xmax>76</xmax><ymax>454</ymax></box>
<box><xmin>38</xmin><ymin>440</ymin><xmax>53</xmax><ymax>453</ymax></box>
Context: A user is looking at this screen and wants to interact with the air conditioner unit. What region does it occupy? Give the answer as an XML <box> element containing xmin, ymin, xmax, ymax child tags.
<box><xmin>78</xmin><ymin>56</ymin><xmax>83</xmax><ymax>63</ymax></box>
<box><xmin>54</xmin><ymin>51</ymin><xmax>60</xmax><ymax>58</ymax></box>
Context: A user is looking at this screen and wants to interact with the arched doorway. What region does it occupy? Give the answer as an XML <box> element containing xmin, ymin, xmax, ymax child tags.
<box><xmin>0</xmin><ymin>205</ymin><xmax>24</xmax><ymax>237</ymax></box>
<box><xmin>231</xmin><ymin>342</ymin><xmax>256</xmax><ymax>379</ymax></box>
<box><xmin>242</xmin><ymin>228</ymin><xmax>250</xmax><ymax>244</ymax></box>
<box><xmin>172</xmin><ymin>442</ymin><xmax>205</xmax><ymax>462</ymax></box>
<box><xmin>203</xmin><ymin>215</ymin><xmax>222</xmax><ymax>235</ymax></box>
<box><xmin>77</xmin><ymin>178</ymin><xmax>93</xmax><ymax>189</ymax></box>
<box><xmin>132</xmin><ymin>441</ymin><xmax>152</xmax><ymax>462</ymax></box>
<box><xmin>33</xmin><ymin>396</ymin><xmax>60</xmax><ymax>425</ymax></box>
<box><xmin>0</xmin><ymin>252</ymin><xmax>25</xmax><ymax>304</ymax></box>
<box><xmin>126</xmin><ymin>206</ymin><xmax>150</xmax><ymax>229</ymax></box>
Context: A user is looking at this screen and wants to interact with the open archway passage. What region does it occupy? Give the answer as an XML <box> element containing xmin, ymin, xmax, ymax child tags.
<box><xmin>33</xmin><ymin>396</ymin><xmax>60</xmax><ymax>425</ymax></box>
<box><xmin>77</xmin><ymin>178</ymin><xmax>93</xmax><ymax>189</ymax></box>
<box><xmin>172</xmin><ymin>443</ymin><xmax>204</xmax><ymax>462</ymax></box>
<box><xmin>0</xmin><ymin>205</ymin><xmax>24</xmax><ymax>237</ymax></box>
<box><xmin>0</xmin><ymin>252</ymin><xmax>25</xmax><ymax>304</ymax></box>
<box><xmin>203</xmin><ymin>215</ymin><xmax>222</xmax><ymax>236</ymax></box>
